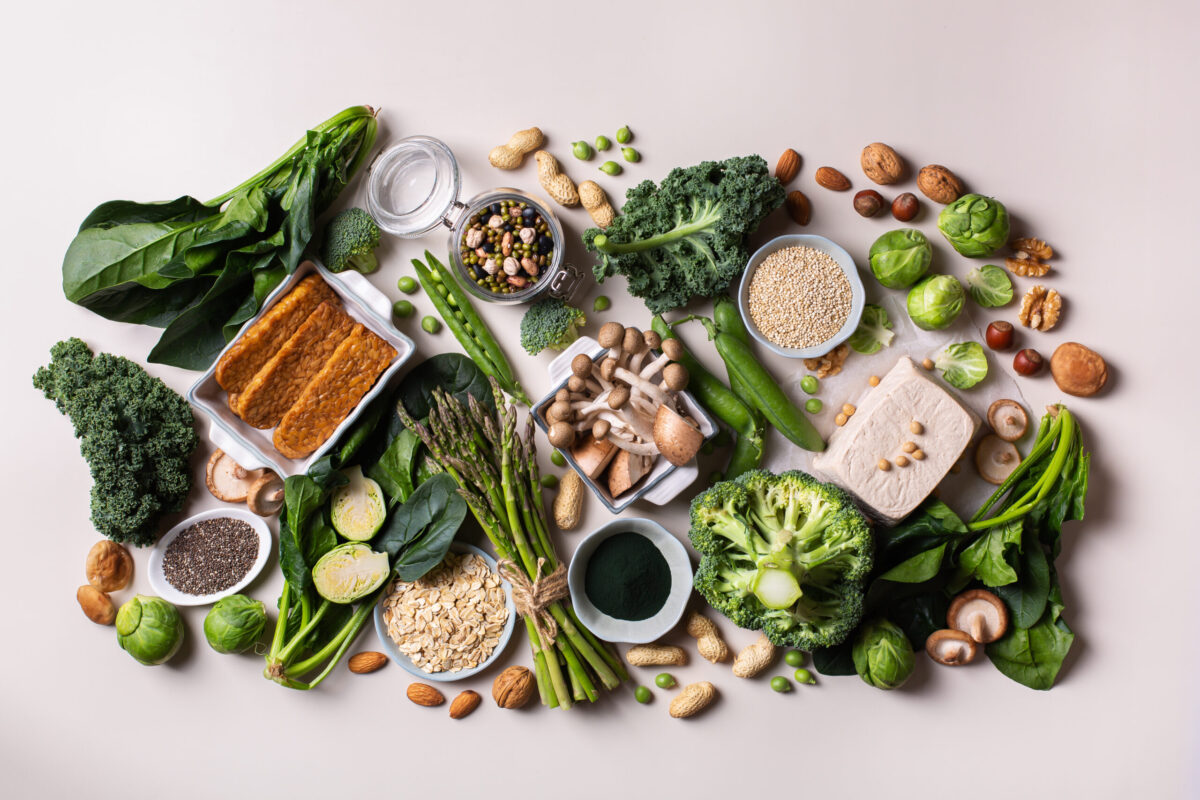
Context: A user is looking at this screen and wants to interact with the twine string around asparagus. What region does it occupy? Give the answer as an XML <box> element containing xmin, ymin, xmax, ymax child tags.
<box><xmin>497</xmin><ymin>557</ymin><xmax>568</xmax><ymax>644</ymax></box>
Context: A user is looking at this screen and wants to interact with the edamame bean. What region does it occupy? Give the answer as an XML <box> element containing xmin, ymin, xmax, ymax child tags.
<box><xmin>800</xmin><ymin>375</ymin><xmax>819</xmax><ymax>394</ymax></box>
<box><xmin>550</xmin><ymin>450</ymin><xmax>567</xmax><ymax>467</ymax></box>
<box><xmin>397</xmin><ymin>276</ymin><xmax>418</xmax><ymax>294</ymax></box>
<box><xmin>770</xmin><ymin>676</ymin><xmax>791</xmax><ymax>693</ymax></box>
<box><xmin>572</xmin><ymin>140</ymin><xmax>593</xmax><ymax>160</ymax></box>
<box><xmin>540</xmin><ymin>474</ymin><xmax>558</xmax><ymax>489</ymax></box>
<box><xmin>654</xmin><ymin>673</ymin><xmax>676</xmax><ymax>689</ymax></box>
<box><xmin>616</xmin><ymin>125</ymin><xmax>632</xmax><ymax>144</ymax></box>
<box><xmin>794</xmin><ymin>668</ymin><xmax>816</xmax><ymax>685</ymax></box>
<box><xmin>634</xmin><ymin>685</ymin><xmax>652</xmax><ymax>704</ymax></box>
<box><xmin>421</xmin><ymin>315</ymin><xmax>442</xmax><ymax>334</ymax></box>
<box><xmin>392</xmin><ymin>300</ymin><xmax>414</xmax><ymax>318</ymax></box>
<box><xmin>595</xmin><ymin>135</ymin><xmax>611</xmax><ymax>152</ymax></box>
<box><xmin>805</xmin><ymin>398</ymin><xmax>823</xmax><ymax>414</ymax></box>
<box><xmin>599</xmin><ymin>161</ymin><xmax>622</xmax><ymax>176</ymax></box>
<box><xmin>621</xmin><ymin>147</ymin><xmax>640</xmax><ymax>163</ymax></box>
<box><xmin>592</xmin><ymin>295</ymin><xmax>611</xmax><ymax>312</ymax></box>
<box><xmin>784</xmin><ymin>650</ymin><xmax>804</xmax><ymax>668</ymax></box>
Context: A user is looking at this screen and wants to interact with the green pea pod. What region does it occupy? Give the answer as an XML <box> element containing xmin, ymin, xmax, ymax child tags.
<box><xmin>712</xmin><ymin>296</ymin><xmax>764</xmax><ymax>424</ymax></box>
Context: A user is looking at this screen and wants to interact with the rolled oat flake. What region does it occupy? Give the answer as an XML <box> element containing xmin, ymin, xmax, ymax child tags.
<box><xmin>162</xmin><ymin>517</ymin><xmax>258</xmax><ymax>596</ymax></box>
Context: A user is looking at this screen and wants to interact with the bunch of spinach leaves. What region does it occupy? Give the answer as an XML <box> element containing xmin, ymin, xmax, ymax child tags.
<box><xmin>815</xmin><ymin>405</ymin><xmax>1089</xmax><ymax>690</ymax></box>
<box><xmin>62</xmin><ymin>106</ymin><xmax>377</xmax><ymax>370</ymax></box>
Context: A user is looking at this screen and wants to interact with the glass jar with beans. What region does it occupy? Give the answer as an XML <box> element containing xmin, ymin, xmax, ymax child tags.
<box><xmin>458</xmin><ymin>198</ymin><xmax>555</xmax><ymax>297</ymax></box>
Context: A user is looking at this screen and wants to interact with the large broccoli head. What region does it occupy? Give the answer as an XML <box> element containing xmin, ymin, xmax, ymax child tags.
<box><xmin>519</xmin><ymin>298</ymin><xmax>586</xmax><ymax>355</ymax></box>
<box><xmin>690</xmin><ymin>470</ymin><xmax>873</xmax><ymax>649</ymax></box>
<box><xmin>321</xmin><ymin>207</ymin><xmax>381</xmax><ymax>274</ymax></box>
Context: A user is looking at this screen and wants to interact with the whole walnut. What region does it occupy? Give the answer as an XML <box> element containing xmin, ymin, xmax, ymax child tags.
<box><xmin>492</xmin><ymin>665</ymin><xmax>536</xmax><ymax>709</ymax></box>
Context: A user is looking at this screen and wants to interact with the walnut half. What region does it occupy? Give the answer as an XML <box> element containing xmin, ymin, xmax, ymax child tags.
<box><xmin>804</xmin><ymin>344</ymin><xmax>850</xmax><ymax>378</ymax></box>
<box><xmin>1007</xmin><ymin>237</ymin><xmax>1054</xmax><ymax>277</ymax></box>
<box><xmin>1018</xmin><ymin>285</ymin><xmax>1062</xmax><ymax>331</ymax></box>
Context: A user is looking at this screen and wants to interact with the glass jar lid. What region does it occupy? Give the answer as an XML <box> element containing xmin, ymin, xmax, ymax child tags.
<box><xmin>366</xmin><ymin>136</ymin><xmax>461</xmax><ymax>238</ymax></box>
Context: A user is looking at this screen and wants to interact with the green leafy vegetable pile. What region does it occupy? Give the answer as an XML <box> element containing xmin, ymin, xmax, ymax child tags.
<box><xmin>33</xmin><ymin>338</ymin><xmax>199</xmax><ymax>546</ymax></box>
<box><xmin>583</xmin><ymin>156</ymin><xmax>785</xmax><ymax>313</ymax></box>
<box><xmin>62</xmin><ymin>106</ymin><xmax>378</xmax><ymax>370</ymax></box>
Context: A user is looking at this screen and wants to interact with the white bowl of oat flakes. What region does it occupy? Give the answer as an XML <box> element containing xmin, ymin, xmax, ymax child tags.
<box><xmin>373</xmin><ymin>542</ymin><xmax>516</xmax><ymax>682</ymax></box>
<box><xmin>737</xmin><ymin>234</ymin><xmax>865</xmax><ymax>359</ymax></box>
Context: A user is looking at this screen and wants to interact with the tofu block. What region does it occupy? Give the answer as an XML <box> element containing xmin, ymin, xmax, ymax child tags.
<box><xmin>811</xmin><ymin>357</ymin><xmax>979</xmax><ymax>524</ymax></box>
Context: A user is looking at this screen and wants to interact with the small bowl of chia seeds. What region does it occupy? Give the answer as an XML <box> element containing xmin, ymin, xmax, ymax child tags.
<box><xmin>737</xmin><ymin>234</ymin><xmax>866</xmax><ymax>359</ymax></box>
<box><xmin>148</xmin><ymin>509</ymin><xmax>272</xmax><ymax>607</ymax></box>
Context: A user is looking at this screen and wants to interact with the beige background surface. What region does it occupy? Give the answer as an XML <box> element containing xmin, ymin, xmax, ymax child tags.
<box><xmin>2</xmin><ymin>1</ymin><xmax>1196</xmax><ymax>798</ymax></box>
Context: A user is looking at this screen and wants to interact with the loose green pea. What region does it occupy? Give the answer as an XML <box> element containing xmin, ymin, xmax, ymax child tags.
<box><xmin>392</xmin><ymin>300</ymin><xmax>414</xmax><ymax>318</ymax></box>
<box><xmin>397</xmin><ymin>276</ymin><xmax>418</xmax><ymax>294</ymax></box>
<box><xmin>654</xmin><ymin>673</ymin><xmax>676</xmax><ymax>689</ymax></box>
<box><xmin>599</xmin><ymin>161</ymin><xmax>622</xmax><ymax>176</ymax></box>
<box><xmin>421</xmin><ymin>316</ymin><xmax>441</xmax><ymax>334</ymax></box>
<box><xmin>616</xmin><ymin>125</ymin><xmax>632</xmax><ymax>144</ymax></box>
<box><xmin>595</xmin><ymin>135</ymin><xmax>611</xmax><ymax>151</ymax></box>
<box><xmin>634</xmin><ymin>685</ymin><xmax>652</xmax><ymax>704</ymax></box>
<box><xmin>805</xmin><ymin>398</ymin><xmax>823</xmax><ymax>414</ymax></box>
<box><xmin>709</xmin><ymin>470</ymin><xmax>724</xmax><ymax>484</ymax></box>
<box><xmin>621</xmin><ymin>147</ymin><xmax>640</xmax><ymax>163</ymax></box>
<box><xmin>770</xmin><ymin>676</ymin><xmax>792</xmax><ymax>693</ymax></box>
<box><xmin>800</xmin><ymin>375</ymin><xmax>819</xmax><ymax>394</ymax></box>
<box><xmin>794</xmin><ymin>668</ymin><xmax>816</xmax><ymax>685</ymax></box>
<box><xmin>784</xmin><ymin>650</ymin><xmax>804</xmax><ymax>668</ymax></box>
<box><xmin>540</xmin><ymin>474</ymin><xmax>558</xmax><ymax>489</ymax></box>
<box><xmin>592</xmin><ymin>295</ymin><xmax>611</xmax><ymax>312</ymax></box>
<box><xmin>550</xmin><ymin>450</ymin><xmax>567</xmax><ymax>467</ymax></box>
<box><xmin>572</xmin><ymin>140</ymin><xmax>593</xmax><ymax>160</ymax></box>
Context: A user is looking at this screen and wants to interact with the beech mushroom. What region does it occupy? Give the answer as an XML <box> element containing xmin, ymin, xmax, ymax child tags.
<box><xmin>947</xmin><ymin>589</ymin><xmax>1009</xmax><ymax>644</ymax></box>
<box><xmin>571</xmin><ymin>434</ymin><xmax>618</xmax><ymax>479</ymax></box>
<box><xmin>247</xmin><ymin>472</ymin><xmax>285</xmax><ymax>516</ymax></box>
<box><xmin>205</xmin><ymin>450</ymin><xmax>264</xmax><ymax>503</ymax></box>
<box><xmin>653</xmin><ymin>405</ymin><xmax>705</xmax><ymax>466</ymax></box>
<box><xmin>571</xmin><ymin>353</ymin><xmax>594</xmax><ymax>379</ymax></box>
<box><xmin>975</xmin><ymin>434</ymin><xmax>1022</xmax><ymax>485</ymax></box>
<box><xmin>643</xmin><ymin>330</ymin><xmax>662</xmax><ymax>351</ymax></box>
<box><xmin>925</xmin><ymin>629</ymin><xmax>979</xmax><ymax>666</ymax></box>
<box><xmin>661</xmin><ymin>337</ymin><xmax>684</xmax><ymax>362</ymax></box>
<box><xmin>607</xmin><ymin>450</ymin><xmax>654</xmax><ymax>497</ymax></box>
<box><xmin>597</xmin><ymin>321</ymin><xmax>625</xmax><ymax>350</ymax></box>
<box><xmin>987</xmin><ymin>399</ymin><xmax>1029</xmax><ymax>442</ymax></box>
<box><xmin>548</xmin><ymin>421</ymin><xmax>576</xmax><ymax>449</ymax></box>
<box><xmin>661</xmin><ymin>362</ymin><xmax>690</xmax><ymax>392</ymax></box>
<box><xmin>592</xmin><ymin>419</ymin><xmax>611</xmax><ymax>440</ymax></box>
<box><xmin>607</xmin><ymin>384</ymin><xmax>631</xmax><ymax>410</ymax></box>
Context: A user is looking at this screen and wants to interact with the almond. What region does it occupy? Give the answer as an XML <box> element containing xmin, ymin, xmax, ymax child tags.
<box><xmin>449</xmin><ymin>689</ymin><xmax>482</xmax><ymax>719</ymax></box>
<box><xmin>917</xmin><ymin>164</ymin><xmax>965</xmax><ymax>204</ymax></box>
<box><xmin>347</xmin><ymin>651</ymin><xmax>387</xmax><ymax>674</ymax></box>
<box><xmin>860</xmin><ymin>142</ymin><xmax>905</xmax><ymax>185</ymax></box>
<box><xmin>814</xmin><ymin>166</ymin><xmax>850</xmax><ymax>191</ymax></box>
<box><xmin>784</xmin><ymin>190</ymin><xmax>811</xmax><ymax>226</ymax></box>
<box><xmin>774</xmin><ymin>148</ymin><xmax>801</xmax><ymax>184</ymax></box>
<box><xmin>407</xmin><ymin>682</ymin><xmax>445</xmax><ymax>706</ymax></box>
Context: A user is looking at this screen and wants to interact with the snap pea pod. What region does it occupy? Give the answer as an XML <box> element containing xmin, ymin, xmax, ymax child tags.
<box><xmin>410</xmin><ymin>254</ymin><xmax>531</xmax><ymax>405</ymax></box>
<box><xmin>712</xmin><ymin>296</ymin><xmax>765</xmax><ymax>423</ymax></box>
<box><xmin>694</xmin><ymin>316</ymin><xmax>825</xmax><ymax>452</ymax></box>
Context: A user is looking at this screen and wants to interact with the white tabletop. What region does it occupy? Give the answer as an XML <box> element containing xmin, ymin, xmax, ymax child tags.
<box><xmin>2</xmin><ymin>1</ymin><xmax>1196</xmax><ymax>798</ymax></box>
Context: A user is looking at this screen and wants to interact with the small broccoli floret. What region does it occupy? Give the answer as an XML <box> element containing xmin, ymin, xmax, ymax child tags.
<box><xmin>519</xmin><ymin>298</ymin><xmax>586</xmax><ymax>355</ymax></box>
<box><xmin>321</xmin><ymin>207</ymin><xmax>381</xmax><ymax>274</ymax></box>
<box><xmin>689</xmin><ymin>469</ymin><xmax>873</xmax><ymax>650</ymax></box>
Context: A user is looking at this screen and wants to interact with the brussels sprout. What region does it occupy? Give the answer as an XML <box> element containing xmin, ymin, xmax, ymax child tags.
<box><xmin>203</xmin><ymin>594</ymin><xmax>267</xmax><ymax>654</ymax></box>
<box><xmin>966</xmin><ymin>265</ymin><xmax>1014</xmax><ymax>307</ymax></box>
<box><xmin>868</xmin><ymin>228</ymin><xmax>932</xmax><ymax>289</ymax></box>
<box><xmin>936</xmin><ymin>342</ymin><xmax>989</xmax><ymax>389</ymax></box>
<box><xmin>852</xmin><ymin>618</ymin><xmax>915</xmax><ymax>690</ymax></box>
<box><xmin>847</xmin><ymin>304</ymin><xmax>895</xmax><ymax>354</ymax></box>
<box><xmin>906</xmin><ymin>274</ymin><xmax>965</xmax><ymax>330</ymax></box>
<box><xmin>115</xmin><ymin>595</ymin><xmax>184</xmax><ymax>666</ymax></box>
<box><xmin>937</xmin><ymin>194</ymin><xmax>1010</xmax><ymax>257</ymax></box>
<box><xmin>331</xmin><ymin>465</ymin><xmax>386</xmax><ymax>542</ymax></box>
<box><xmin>312</xmin><ymin>542</ymin><xmax>389</xmax><ymax>604</ymax></box>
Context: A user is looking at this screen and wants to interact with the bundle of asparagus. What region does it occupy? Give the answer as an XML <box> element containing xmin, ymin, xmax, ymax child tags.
<box><xmin>397</xmin><ymin>379</ymin><xmax>627</xmax><ymax>708</ymax></box>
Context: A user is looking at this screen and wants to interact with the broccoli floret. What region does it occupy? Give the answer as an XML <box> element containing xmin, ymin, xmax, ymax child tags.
<box><xmin>519</xmin><ymin>298</ymin><xmax>586</xmax><ymax>355</ymax></box>
<box><xmin>321</xmin><ymin>207</ymin><xmax>381</xmax><ymax>274</ymax></box>
<box><xmin>33</xmin><ymin>338</ymin><xmax>199</xmax><ymax>547</ymax></box>
<box><xmin>583</xmin><ymin>156</ymin><xmax>785</xmax><ymax>314</ymax></box>
<box><xmin>690</xmin><ymin>469</ymin><xmax>873</xmax><ymax>649</ymax></box>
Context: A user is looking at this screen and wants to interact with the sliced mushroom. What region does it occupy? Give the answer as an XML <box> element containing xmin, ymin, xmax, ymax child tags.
<box><xmin>925</xmin><ymin>629</ymin><xmax>979</xmax><ymax>666</ymax></box>
<box><xmin>987</xmin><ymin>399</ymin><xmax>1029</xmax><ymax>442</ymax></box>
<box><xmin>975</xmin><ymin>434</ymin><xmax>1022</xmax><ymax>485</ymax></box>
<box><xmin>653</xmin><ymin>405</ymin><xmax>705</xmax><ymax>466</ymax></box>
<box><xmin>571</xmin><ymin>434</ymin><xmax>618</xmax><ymax>479</ymax></box>
<box><xmin>607</xmin><ymin>450</ymin><xmax>654</xmax><ymax>497</ymax></box>
<box><xmin>247</xmin><ymin>472</ymin><xmax>284</xmax><ymax>516</ymax></box>
<box><xmin>947</xmin><ymin>589</ymin><xmax>1009</xmax><ymax>644</ymax></box>
<box><xmin>548</xmin><ymin>421</ymin><xmax>576</xmax><ymax>449</ymax></box>
<box><xmin>205</xmin><ymin>449</ymin><xmax>263</xmax><ymax>503</ymax></box>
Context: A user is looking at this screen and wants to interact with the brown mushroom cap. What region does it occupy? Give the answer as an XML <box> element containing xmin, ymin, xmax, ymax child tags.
<box><xmin>205</xmin><ymin>449</ymin><xmax>263</xmax><ymax>503</ymax></box>
<box><xmin>947</xmin><ymin>589</ymin><xmax>1009</xmax><ymax>643</ymax></box>
<box><xmin>592</xmin><ymin>419</ymin><xmax>611</xmax><ymax>440</ymax></box>
<box><xmin>622</xmin><ymin>327</ymin><xmax>645</xmax><ymax>355</ymax></box>
<box><xmin>662</xmin><ymin>362</ymin><xmax>690</xmax><ymax>392</ymax></box>
<box><xmin>247</xmin><ymin>472</ymin><xmax>284</xmax><ymax>517</ymax></box>
<box><xmin>1050</xmin><ymin>342</ymin><xmax>1108</xmax><ymax>397</ymax></box>
<box><xmin>548</xmin><ymin>400</ymin><xmax>573</xmax><ymax>423</ymax></box>
<box><xmin>597</xmin><ymin>321</ymin><xmax>625</xmax><ymax>349</ymax></box>
<box><xmin>86</xmin><ymin>541</ymin><xmax>133</xmax><ymax>593</ymax></box>
<box><xmin>975</xmin><ymin>434</ymin><xmax>1022</xmax><ymax>485</ymax></box>
<box><xmin>571</xmin><ymin>353</ymin><xmax>594</xmax><ymax>378</ymax></box>
<box><xmin>600</xmin><ymin>357</ymin><xmax>618</xmax><ymax>382</ymax></box>
<box><xmin>661</xmin><ymin>337</ymin><xmax>684</xmax><ymax>361</ymax></box>
<box><xmin>987</xmin><ymin>399</ymin><xmax>1029</xmax><ymax>442</ymax></box>
<box><xmin>607</xmin><ymin>385</ymin><xmax>631</xmax><ymax>410</ymax></box>
<box><xmin>925</xmin><ymin>629</ymin><xmax>979</xmax><ymax>666</ymax></box>
<box><xmin>555</xmin><ymin>388</ymin><xmax>570</xmax><ymax>403</ymax></box>
<box><xmin>653</xmin><ymin>405</ymin><xmax>705</xmax><ymax>466</ymax></box>
<box><xmin>548</xmin><ymin>421</ymin><xmax>576</xmax><ymax>448</ymax></box>
<box><xmin>567</xmin><ymin>375</ymin><xmax>587</xmax><ymax>393</ymax></box>
<box><xmin>643</xmin><ymin>330</ymin><xmax>662</xmax><ymax>351</ymax></box>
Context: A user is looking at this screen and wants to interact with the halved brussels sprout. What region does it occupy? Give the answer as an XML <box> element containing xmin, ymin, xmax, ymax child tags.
<box><xmin>312</xmin><ymin>542</ymin><xmax>389</xmax><ymax>604</ymax></box>
<box><xmin>847</xmin><ymin>304</ymin><xmax>895</xmax><ymax>354</ymax></box>
<box><xmin>966</xmin><ymin>265</ymin><xmax>1014</xmax><ymax>307</ymax></box>
<box><xmin>116</xmin><ymin>595</ymin><xmax>184</xmax><ymax>666</ymax></box>
<box><xmin>203</xmin><ymin>594</ymin><xmax>267</xmax><ymax>654</ymax></box>
<box><xmin>937</xmin><ymin>194</ymin><xmax>1010</xmax><ymax>257</ymax></box>
<box><xmin>852</xmin><ymin>618</ymin><xmax>914</xmax><ymax>690</ymax></box>
<box><xmin>936</xmin><ymin>342</ymin><xmax>989</xmax><ymax>389</ymax></box>
<box><xmin>868</xmin><ymin>228</ymin><xmax>932</xmax><ymax>289</ymax></box>
<box><xmin>331</xmin><ymin>465</ymin><xmax>386</xmax><ymax>542</ymax></box>
<box><xmin>906</xmin><ymin>274</ymin><xmax>965</xmax><ymax>331</ymax></box>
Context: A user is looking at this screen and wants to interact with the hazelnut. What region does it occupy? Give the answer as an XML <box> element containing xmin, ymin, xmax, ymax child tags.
<box><xmin>853</xmin><ymin>189</ymin><xmax>884</xmax><ymax>217</ymax></box>
<box><xmin>985</xmin><ymin>321</ymin><xmax>1015</xmax><ymax>351</ymax></box>
<box><xmin>1013</xmin><ymin>348</ymin><xmax>1045</xmax><ymax>376</ymax></box>
<box><xmin>891</xmin><ymin>192</ymin><xmax>920</xmax><ymax>221</ymax></box>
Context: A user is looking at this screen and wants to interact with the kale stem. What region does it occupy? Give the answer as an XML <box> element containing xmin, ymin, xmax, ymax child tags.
<box><xmin>593</xmin><ymin>200</ymin><xmax>721</xmax><ymax>254</ymax></box>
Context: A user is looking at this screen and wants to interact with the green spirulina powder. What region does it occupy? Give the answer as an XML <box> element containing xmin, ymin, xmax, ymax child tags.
<box><xmin>584</xmin><ymin>532</ymin><xmax>671</xmax><ymax>621</ymax></box>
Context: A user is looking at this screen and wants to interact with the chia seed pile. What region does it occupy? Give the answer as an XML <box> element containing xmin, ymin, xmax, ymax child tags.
<box><xmin>458</xmin><ymin>199</ymin><xmax>554</xmax><ymax>295</ymax></box>
<box><xmin>162</xmin><ymin>517</ymin><xmax>258</xmax><ymax>596</ymax></box>
<box><xmin>748</xmin><ymin>245</ymin><xmax>852</xmax><ymax>349</ymax></box>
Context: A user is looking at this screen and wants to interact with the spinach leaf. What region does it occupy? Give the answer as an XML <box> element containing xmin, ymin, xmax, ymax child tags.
<box><xmin>994</xmin><ymin>530</ymin><xmax>1051</xmax><ymax>629</ymax></box>
<box><xmin>878</xmin><ymin>544</ymin><xmax>947</xmax><ymax>584</ymax></box>
<box><xmin>369</xmin><ymin>428</ymin><xmax>421</xmax><ymax>505</ymax></box>
<box><xmin>284</xmin><ymin>475</ymin><xmax>327</xmax><ymax>539</ymax></box>
<box><xmin>890</xmin><ymin>592</ymin><xmax>950</xmax><ymax>647</ymax></box>
<box><xmin>811</xmin><ymin>642</ymin><xmax>856</xmax><ymax>676</ymax></box>
<box><xmin>873</xmin><ymin>499</ymin><xmax>967</xmax><ymax>574</ymax></box>
<box><xmin>987</xmin><ymin>582</ymin><xmax>1074</xmax><ymax>690</ymax></box>
<box><xmin>398</xmin><ymin>354</ymin><xmax>495</xmax><ymax>420</ymax></box>
<box><xmin>63</xmin><ymin>216</ymin><xmax>215</xmax><ymax>301</ymax></box>
<box><xmin>77</xmin><ymin>196</ymin><xmax>214</xmax><ymax>231</ymax></box>
<box><xmin>375</xmin><ymin>474</ymin><xmax>467</xmax><ymax>581</ymax></box>
<box><xmin>957</xmin><ymin>520</ymin><xmax>1023</xmax><ymax>587</ymax></box>
<box><xmin>278</xmin><ymin>518</ymin><xmax>312</xmax><ymax>591</ymax></box>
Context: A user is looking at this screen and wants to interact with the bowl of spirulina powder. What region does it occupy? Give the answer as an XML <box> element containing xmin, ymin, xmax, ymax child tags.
<box><xmin>567</xmin><ymin>518</ymin><xmax>693</xmax><ymax>644</ymax></box>
<box><xmin>148</xmin><ymin>509</ymin><xmax>271</xmax><ymax>606</ymax></box>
